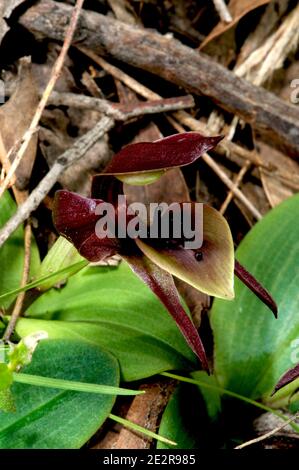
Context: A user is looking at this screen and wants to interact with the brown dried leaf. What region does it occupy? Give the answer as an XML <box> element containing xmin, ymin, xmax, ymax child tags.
<box><xmin>107</xmin><ymin>0</ymin><xmax>137</xmax><ymax>25</ymax></box>
<box><xmin>200</xmin><ymin>0</ymin><xmax>271</xmax><ymax>49</ymax></box>
<box><xmin>235</xmin><ymin>181</ymin><xmax>270</xmax><ymax>227</ymax></box>
<box><xmin>0</xmin><ymin>57</ymin><xmax>39</xmax><ymax>190</ymax></box>
<box><xmin>258</xmin><ymin>142</ymin><xmax>299</xmax><ymax>207</ymax></box>
<box><xmin>32</xmin><ymin>43</ymin><xmax>76</xmax><ymax>92</ymax></box>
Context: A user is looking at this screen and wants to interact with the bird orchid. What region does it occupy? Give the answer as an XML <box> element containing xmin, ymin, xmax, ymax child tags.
<box><xmin>53</xmin><ymin>132</ymin><xmax>277</xmax><ymax>372</ymax></box>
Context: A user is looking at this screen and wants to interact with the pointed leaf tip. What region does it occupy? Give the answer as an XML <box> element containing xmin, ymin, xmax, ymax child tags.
<box><xmin>234</xmin><ymin>260</ymin><xmax>278</xmax><ymax>317</ymax></box>
<box><xmin>272</xmin><ymin>363</ymin><xmax>299</xmax><ymax>395</ymax></box>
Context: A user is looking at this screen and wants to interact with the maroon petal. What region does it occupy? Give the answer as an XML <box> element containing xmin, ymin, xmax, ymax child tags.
<box><xmin>235</xmin><ymin>260</ymin><xmax>277</xmax><ymax>317</ymax></box>
<box><xmin>104</xmin><ymin>132</ymin><xmax>223</xmax><ymax>175</ymax></box>
<box><xmin>53</xmin><ymin>190</ymin><xmax>120</xmax><ymax>262</ymax></box>
<box><xmin>122</xmin><ymin>252</ymin><xmax>209</xmax><ymax>371</ymax></box>
<box><xmin>273</xmin><ymin>363</ymin><xmax>299</xmax><ymax>394</ymax></box>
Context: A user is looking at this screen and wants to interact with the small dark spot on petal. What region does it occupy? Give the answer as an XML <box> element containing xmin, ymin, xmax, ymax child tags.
<box><xmin>195</xmin><ymin>251</ymin><xmax>203</xmax><ymax>262</ymax></box>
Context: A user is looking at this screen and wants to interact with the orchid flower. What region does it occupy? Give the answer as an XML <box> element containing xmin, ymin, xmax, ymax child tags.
<box><xmin>53</xmin><ymin>133</ymin><xmax>277</xmax><ymax>372</ymax></box>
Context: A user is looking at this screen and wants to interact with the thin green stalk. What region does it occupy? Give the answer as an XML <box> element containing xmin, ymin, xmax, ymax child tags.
<box><xmin>0</xmin><ymin>260</ymin><xmax>88</xmax><ymax>302</ymax></box>
<box><xmin>161</xmin><ymin>372</ymin><xmax>299</xmax><ymax>433</ymax></box>
<box><xmin>109</xmin><ymin>413</ymin><xmax>177</xmax><ymax>446</ymax></box>
<box><xmin>13</xmin><ymin>372</ymin><xmax>144</xmax><ymax>396</ymax></box>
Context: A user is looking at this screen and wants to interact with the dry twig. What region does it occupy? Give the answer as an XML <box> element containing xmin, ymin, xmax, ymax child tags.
<box><xmin>20</xmin><ymin>0</ymin><xmax>299</xmax><ymax>157</ymax></box>
<box><xmin>202</xmin><ymin>153</ymin><xmax>262</xmax><ymax>220</ymax></box>
<box><xmin>212</xmin><ymin>0</ymin><xmax>232</xmax><ymax>23</ymax></box>
<box><xmin>0</xmin><ymin>92</ymin><xmax>195</xmax><ymax>248</ymax></box>
<box><xmin>3</xmin><ymin>221</ymin><xmax>32</xmax><ymax>340</ymax></box>
<box><xmin>235</xmin><ymin>412</ymin><xmax>299</xmax><ymax>449</ymax></box>
<box><xmin>0</xmin><ymin>116</ymin><xmax>114</xmax><ymax>248</ymax></box>
<box><xmin>220</xmin><ymin>161</ymin><xmax>251</xmax><ymax>215</ymax></box>
<box><xmin>79</xmin><ymin>48</ymin><xmax>262</xmax><ymax>220</ymax></box>
<box><xmin>47</xmin><ymin>91</ymin><xmax>195</xmax><ymax>118</ymax></box>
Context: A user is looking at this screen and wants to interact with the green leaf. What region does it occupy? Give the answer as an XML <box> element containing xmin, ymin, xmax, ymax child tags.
<box><xmin>0</xmin><ymin>191</ymin><xmax>40</xmax><ymax>309</ymax></box>
<box><xmin>161</xmin><ymin>372</ymin><xmax>299</xmax><ymax>432</ymax></box>
<box><xmin>0</xmin><ymin>363</ymin><xmax>13</xmax><ymax>391</ymax></box>
<box><xmin>18</xmin><ymin>263</ymin><xmax>197</xmax><ymax>381</ymax></box>
<box><xmin>0</xmin><ymin>339</ymin><xmax>119</xmax><ymax>448</ymax></box>
<box><xmin>12</xmin><ymin>373</ymin><xmax>143</xmax><ymax>396</ymax></box>
<box><xmin>157</xmin><ymin>372</ymin><xmax>221</xmax><ymax>450</ymax></box>
<box><xmin>0</xmin><ymin>363</ymin><xmax>15</xmax><ymax>412</ymax></box>
<box><xmin>191</xmin><ymin>371</ymin><xmax>221</xmax><ymax>421</ymax></box>
<box><xmin>7</xmin><ymin>332</ymin><xmax>48</xmax><ymax>372</ymax></box>
<box><xmin>35</xmin><ymin>236</ymin><xmax>87</xmax><ymax>291</ymax></box>
<box><xmin>109</xmin><ymin>413</ymin><xmax>176</xmax><ymax>446</ymax></box>
<box><xmin>210</xmin><ymin>194</ymin><xmax>299</xmax><ymax>400</ymax></box>
<box><xmin>0</xmin><ymin>261</ymin><xmax>88</xmax><ymax>303</ymax></box>
<box><xmin>0</xmin><ymin>389</ymin><xmax>15</xmax><ymax>413</ymax></box>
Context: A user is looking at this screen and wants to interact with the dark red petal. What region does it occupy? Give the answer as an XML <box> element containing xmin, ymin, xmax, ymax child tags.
<box><xmin>53</xmin><ymin>190</ymin><xmax>119</xmax><ymax>262</ymax></box>
<box><xmin>104</xmin><ymin>132</ymin><xmax>223</xmax><ymax>175</ymax></box>
<box><xmin>235</xmin><ymin>260</ymin><xmax>278</xmax><ymax>317</ymax></box>
<box><xmin>273</xmin><ymin>363</ymin><xmax>299</xmax><ymax>394</ymax></box>
<box><xmin>122</xmin><ymin>252</ymin><xmax>209</xmax><ymax>372</ymax></box>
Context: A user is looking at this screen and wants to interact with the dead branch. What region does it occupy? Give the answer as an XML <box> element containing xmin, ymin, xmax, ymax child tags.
<box><xmin>0</xmin><ymin>92</ymin><xmax>196</xmax><ymax>248</ymax></box>
<box><xmin>48</xmin><ymin>91</ymin><xmax>195</xmax><ymax>117</ymax></box>
<box><xmin>220</xmin><ymin>161</ymin><xmax>251</xmax><ymax>215</ymax></box>
<box><xmin>19</xmin><ymin>0</ymin><xmax>299</xmax><ymax>157</ymax></box>
<box><xmin>0</xmin><ymin>116</ymin><xmax>114</xmax><ymax>249</ymax></box>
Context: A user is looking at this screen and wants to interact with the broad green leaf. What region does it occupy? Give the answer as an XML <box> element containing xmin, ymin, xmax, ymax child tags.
<box><xmin>210</xmin><ymin>194</ymin><xmax>299</xmax><ymax>400</ymax></box>
<box><xmin>191</xmin><ymin>371</ymin><xmax>221</xmax><ymax>421</ymax></box>
<box><xmin>0</xmin><ymin>363</ymin><xmax>13</xmax><ymax>391</ymax></box>
<box><xmin>18</xmin><ymin>263</ymin><xmax>197</xmax><ymax>381</ymax></box>
<box><xmin>158</xmin><ymin>372</ymin><xmax>221</xmax><ymax>450</ymax></box>
<box><xmin>0</xmin><ymin>191</ymin><xmax>40</xmax><ymax>309</ymax></box>
<box><xmin>0</xmin><ymin>339</ymin><xmax>119</xmax><ymax>449</ymax></box>
<box><xmin>0</xmin><ymin>389</ymin><xmax>15</xmax><ymax>413</ymax></box>
<box><xmin>157</xmin><ymin>384</ymin><xmax>202</xmax><ymax>449</ymax></box>
<box><xmin>35</xmin><ymin>236</ymin><xmax>87</xmax><ymax>291</ymax></box>
<box><xmin>0</xmin><ymin>364</ymin><xmax>14</xmax><ymax>412</ymax></box>
<box><xmin>161</xmin><ymin>372</ymin><xmax>299</xmax><ymax>432</ymax></box>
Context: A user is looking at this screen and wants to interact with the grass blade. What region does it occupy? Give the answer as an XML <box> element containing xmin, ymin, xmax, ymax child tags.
<box><xmin>13</xmin><ymin>372</ymin><xmax>144</xmax><ymax>396</ymax></box>
<box><xmin>109</xmin><ymin>413</ymin><xmax>177</xmax><ymax>446</ymax></box>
